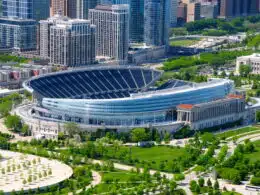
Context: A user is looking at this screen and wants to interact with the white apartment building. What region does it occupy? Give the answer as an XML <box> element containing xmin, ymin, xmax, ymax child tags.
<box><xmin>39</xmin><ymin>15</ymin><xmax>96</xmax><ymax>67</ymax></box>
<box><xmin>236</xmin><ymin>53</ymin><xmax>260</xmax><ymax>75</ymax></box>
<box><xmin>88</xmin><ymin>4</ymin><xmax>129</xmax><ymax>65</ymax></box>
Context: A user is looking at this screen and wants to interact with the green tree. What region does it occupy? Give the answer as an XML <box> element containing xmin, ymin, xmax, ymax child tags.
<box><xmin>256</xmin><ymin>111</ymin><xmax>260</xmax><ymax>122</ymax></box>
<box><xmin>198</xmin><ymin>177</ymin><xmax>205</xmax><ymax>187</ymax></box>
<box><xmin>169</xmin><ymin>180</ymin><xmax>177</xmax><ymax>193</ymax></box>
<box><xmin>207</xmin><ymin>178</ymin><xmax>212</xmax><ymax>187</ymax></box>
<box><xmin>0</xmin><ymin>101</ymin><xmax>12</xmax><ymax>117</ymax></box>
<box><xmin>247</xmin><ymin>34</ymin><xmax>260</xmax><ymax>49</ymax></box>
<box><xmin>239</xmin><ymin>64</ymin><xmax>251</xmax><ymax>77</ymax></box>
<box><xmin>174</xmin><ymin>174</ymin><xmax>185</xmax><ymax>181</ymax></box>
<box><xmin>214</xmin><ymin>180</ymin><xmax>219</xmax><ymax>190</ymax></box>
<box><xmin>21</xmin><ymin>124</ymin><xmax>30</xmax><ymax>136</ymax></box>
<box><xmin>190</xmin><ymin>180</ymin><xmax>197</xmax><ymax>192</ymax></box>
<box><xmin>164</xmin><ymin>132</ymin><xmax>171</xmax><ymax>143</ymax></box>
<box><xmin>131</xmin><ymin>128</ymin><xmax>149</xmax><ymax>142</ymax></box>
<box><xmin>58</xmin><ymin>132</ymin><xmax>65</xmax><ymax>140</ymax></box>
<box><xmin>201</xmin><ymin>133</ymin><xmax>215</xmax><ymax>146</ymax></box>
<box><xmin>195</xmin><ymin>184</ymin><xmax>200</xmax><ymax>194</ymax></box>
<box><xmin>4</xmin><ymin>115</ymin><xmax>22</xmax><ymax>132</ymax></box>
<box><xmin>251</xmin><ymin>177</ymin><xmax>260</xmax><ymax>186</ymax></box>
<box><xmin>220</xmin><ymin>71</ymin><xmax>227</xmax><ymax>78</ymax></box>
<box><xmin>63</xmin><ymin>122</ymin><xmax>81</xmax><ymax>138</ymax></box>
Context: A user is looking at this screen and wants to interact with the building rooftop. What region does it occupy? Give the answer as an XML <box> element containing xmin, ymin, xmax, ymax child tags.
<box><xmin>237</xmin><ymin>53</ymin><xmax>260</xmax><ymax>60</ymax></box>
<box><xmin>93</xmin><ymin>4</ymin><xmax>129</xmax><ymax>11</ymax></box>
<box><xmin>0</xmin><ymin>17</ymin><xmax>36</xmax><ymax>22</ymax></box>
<box><xmin>227</xmin><ymin>94</ymin><xmax>244</xmax><ymax>99</ymax></box>
<box><xmin>95</xmin><ymin>5</ymin><xmax>113</xmax><ymax>11</ymax></box>
<box><xmin>177</xmin><ymin>94</ymin><xmax>244</xmax><ymax>110</ymax></box>
<box><xmin>177</xmin><ymin>104</ymin><xmax>194</xmax><ymax>110</ymax></box>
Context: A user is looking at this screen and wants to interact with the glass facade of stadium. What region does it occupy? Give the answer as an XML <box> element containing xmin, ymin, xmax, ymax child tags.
<box><xmin>24</xmin><ymin>67</ymin><xmax>234</xmax><ymax>127</ymax></box>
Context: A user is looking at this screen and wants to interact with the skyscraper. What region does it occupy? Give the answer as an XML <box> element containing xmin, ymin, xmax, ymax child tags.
<box><xmin>89</xmin><ymin>4</ymin><xmax>129</xmax><ymax>64</ymax></box>
<box><xmin>67</xmin><ymin>0</ymin><xmax>99</xmax><ymax>19</ymax></box>
<box><xmin>0</xmin><ymin>0</ymin><xmax>2</xmax><ymax>17</ymax></box>
<box><xmin>51</xmin><ymin>0</ymin><xmax>99</xmax><ymax>19</ymax></box>
<box><xmin>100</xmin><ymin>0</ymin><xmax>129</xmax><ymax>4</ymax></box>
<box><xmin>2</xmin><ymin>0</ymin><xmax>50</xmax><ymax>21</ymax></box>
<box><xmin>182</xmin><ymin>0</ymin><xmax>201</xmax><ymax>22</ymax></box>
<box><xmin>100</xmin><ymin>0</ymin><xmax>144</xmax><ymax>44</ymax></box>
<box><xmin>170</xmin><ymin>0</ymin><xmax>178</xmax><ymax>27</ymax></box>
<box><xmin>144</xmin><ymin>0</ymin><xmax>170</xmax><ymax>46</ymax></box>
<box><xmin>50</xmin><ymin>0</ymin><xmax>68</xmax><ymax>16</ymax></box>
<box><xmin>177</xmin><ymin>2</ymin><xmax>187</xmax><ymax>25</ymax></box>
<box><xmin>130</xmin><ymin>0</ymin><xmax>144</xmax><ymax>43</ymax></box>
<box><xmin>220</xmin><ymin>0</ymin><xmax>259</xmax><ymax>18</ymax></box>
<box><xmin>40</xmin><ymin>15</ymin><xmax>96</xmax><ymax>67</ymax></box>
<box><xmin>200</xmin><ymin>2</ymin><xmax>218</xmax><ymax>19</ymax></box>
<box><xmin>39</xmin><ymin>15</ymin><xmax>62</xmax><ymax>59</ymax></box>
<box><xmin>0</xmin><ymin>18</ymin><xmax>37</xmax><ymax>51</ymax></box>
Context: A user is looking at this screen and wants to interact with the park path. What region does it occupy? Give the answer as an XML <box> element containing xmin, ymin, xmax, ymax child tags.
<box><xmin>68</xmin><ymin>170</ymin><xmax>102</xmax><ymax>195</ymax></box>
<box><xmin>90</xmin><ymin>159</ymin><xmax>193</xmax><ymax>195</ymax></box>
<box><xmin>211</xmin><ymin>132</ymin><xmax>260</xmax><ymax>195</ymax></box>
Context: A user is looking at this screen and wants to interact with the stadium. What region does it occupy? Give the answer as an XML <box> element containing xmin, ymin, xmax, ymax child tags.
<box><xmin>23</xmin><ymin>66</ymin><xmax>234</xmax><ymax>130</ymax></box>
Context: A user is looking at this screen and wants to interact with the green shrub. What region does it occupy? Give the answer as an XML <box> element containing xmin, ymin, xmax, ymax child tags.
<box><xmin>251</xmin><ymin>177</ymin><xmax>260</xmax><ymax>186</ymax></box>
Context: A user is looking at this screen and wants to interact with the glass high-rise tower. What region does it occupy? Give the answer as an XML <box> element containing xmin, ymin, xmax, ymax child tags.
<box><xmin>2</xmin><ymin>0</ymin><xmax>49</xmax><ymax>21</ymax></box>
<box><xmin>130</xmin><ymin>0</ymin><xmax>144</xmax><ymax>43</ymax></box>
<box><xmin>144</xmin><ymin>0</ymin><xmax>170</xmax><ymax>46</ymax></box>
<box><xmin>100</xmin><ymin>0</ymin><xmax>144</xmax><ymax>43</ymax></box>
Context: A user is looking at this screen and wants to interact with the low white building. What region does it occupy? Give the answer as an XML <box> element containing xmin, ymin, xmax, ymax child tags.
<box><xmin>236</xmin><ymin>53</ymin><xmax>260</xmax><ymax>75</ymax></box>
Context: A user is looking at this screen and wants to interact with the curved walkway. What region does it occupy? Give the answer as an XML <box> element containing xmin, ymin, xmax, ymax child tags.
<box><xmin>69</xmin><ymin>170</ymin><xmax>102</xmax><ymax>195</ymax></box>
<box><xmin>215</xmin><ymin>133</ymin><xmax>260</xmax><ymax>195</ymax></box>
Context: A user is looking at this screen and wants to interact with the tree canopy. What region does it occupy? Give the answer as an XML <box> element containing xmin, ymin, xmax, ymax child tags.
<box><xmin>4</xmin><ymin>115</ymin><xmax>22</xmax><ymax>132</ymax></box>
<box><xmin>131</xmin><ymin>128</ymin><xmax>150</xmax><ymax>142</ymax></box>
<box><xmin>63</xmin><ymin>122</ymin><xmax>81</xmax><ymax>138</ymax></box>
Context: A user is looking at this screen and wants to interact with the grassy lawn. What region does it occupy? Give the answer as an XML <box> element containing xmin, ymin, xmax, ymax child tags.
<box><xmin>93</xmin><ymin>170</ymin><xmax>153</xmax><ymax>194</ymax></box>
<box><xmin>106</xmin><ymin>145</ymin><xmax>188</xmax><ymax>172</ymax></box>
<box><xmin>244</xmin><ymin>140</ymin><xmax>260</xmax><ymax>162</ymax></box>
<box><xmin>222</xmin><ymin>192</ymin><xmax>242</xmax><ymax>195</ymax></box>
<box><xmin>130</xmin><ymin>146</ymin><xmax>186</xmax><ymax>162</ymax></box>
<box><xmin>216</xmin><ymin>126</ymin><xmax>260</xmax><ymax>140</ymax></box>
<box><xmin>170</xmin><ymin>38</ymin><xmax>201</xmax><ymax>47</ymax></box>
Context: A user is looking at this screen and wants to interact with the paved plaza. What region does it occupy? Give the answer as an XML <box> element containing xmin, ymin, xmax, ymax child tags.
<box><xmin>0</xmin><ymin>150</ymin><xmax>73</xmax><ymax>193</ymax></box>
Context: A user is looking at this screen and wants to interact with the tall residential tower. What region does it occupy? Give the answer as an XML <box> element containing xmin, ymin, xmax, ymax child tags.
<box><xmin>39</xmin><ymin>15</ymin><xmax>96</xmax><ymax>67</ymax></box>
<box><xmin>51</xmin><ymin>0</ymin><xmax>99</xmax><ymax>19</ymax></box>
<box><xmin>89</xmin><ymin>4</ymin><xmax>129</xmax><ymax>64</ymax></box>
<box><xmin>50</xmin><ymin>0</ymin><xmax>68</xmax><ymax>16</ymax></box>
<box><xmin>0</xmin><ymin>18</ymin><xmax>37</xmax><ymax>51</ymax></box>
